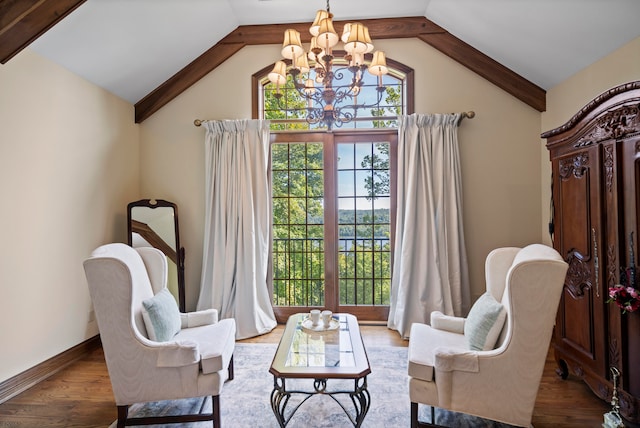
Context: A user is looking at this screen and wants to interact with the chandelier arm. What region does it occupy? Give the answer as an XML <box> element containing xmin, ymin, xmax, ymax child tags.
<box><xmin>335</xmin><ymin>110</ymin><xmax>354</xmax><ymax>128</ymax></box>
<box><xmin>291</xmin><ymin>84</ymin><xmax>325</xmax><ymax>105</ymax></box>
<box><xmin>306</xmin><ymin>109</ymin><xmax>323</xmax><ymax>125</ymax></box>
<box><xmin>340</xmin><ymin>86</ymin><xmax>386</xmax><ymax>112</ymax></box>
<box><xmin>332</xmin><ymin>69</ymin><xmax>347</xmax><ymax>82</ymax></box>
<box><xmin>332</xmin><ymin>90</ymin><xmax>354</xmax><ymax>105</ymax></box>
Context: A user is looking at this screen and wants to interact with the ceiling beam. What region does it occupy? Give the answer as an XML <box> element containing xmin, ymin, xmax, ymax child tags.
<box><xmin>417</xmin><ymin>32</ymin><xmax>546</xmax><ymax>112</ymax></box>
<box><xmin>135</xmin><ymin>16</ymin><xmax>546</xmax><ymax>123</ymax></box>
<box><xmin>0</xmin><ymin>0</ymin><xmax>86</xmax><ymax>64</ymax></box>
<box><xmin>135</xmin><ymin>42</ymin><xmax>246</xmax><ymax>125</ymax></box>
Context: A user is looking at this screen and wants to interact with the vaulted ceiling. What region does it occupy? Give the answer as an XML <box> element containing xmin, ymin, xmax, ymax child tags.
<box><xmin>2</xmin><ymin>0</ymin><xmax>639</xmax><ymax>123</ymax></box>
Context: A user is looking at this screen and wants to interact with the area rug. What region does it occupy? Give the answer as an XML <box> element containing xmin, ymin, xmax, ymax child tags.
<box><xmin>108</xmin><ymin>343</ymin><xmax>518</xmax><ymax>427</ymax></box>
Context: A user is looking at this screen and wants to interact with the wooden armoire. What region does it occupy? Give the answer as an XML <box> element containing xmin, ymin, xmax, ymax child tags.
<box><xmin>543</xmin><ymin>81</ymin><xmax>640</xmax><ymax>424</ymax></box>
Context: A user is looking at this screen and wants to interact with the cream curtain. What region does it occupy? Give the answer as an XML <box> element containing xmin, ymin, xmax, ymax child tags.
<box><xmin>387</xmin><ymin>113</ymin><xmax>470</xmax><ymax>338</ymax></box>
<box><xmin>197</xmin><ymin>119</ymin><xmax>277</xmax><ymax>339</ymax></box>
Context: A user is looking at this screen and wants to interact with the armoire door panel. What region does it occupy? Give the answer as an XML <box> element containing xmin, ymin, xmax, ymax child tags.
<box><xmin>553</xmin><ymin>146</ymin><xmax>605</xmax><ymax>373</ymax></box>
<box><xmin>558</xmin><ymin>153</ymin><xmax>592</xmax><ymax>259</ymax></box>
<box><xmin>560</xmin><ymin>287</ymin><xmax>595</xmax><ymax>359</ymax></box>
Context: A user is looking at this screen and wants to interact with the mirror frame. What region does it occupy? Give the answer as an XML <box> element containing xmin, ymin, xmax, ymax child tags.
<box><xmin>127</xmin><ymin>199</ymin><xmax>185</xmax><ymax>311</ymax></box>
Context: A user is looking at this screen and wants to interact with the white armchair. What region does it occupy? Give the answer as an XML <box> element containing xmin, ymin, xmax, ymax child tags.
<box><xmin>408</xmin><ymin>244</ymin><xmax>568</xmax><ymax>427</ymax></box>
<box><xmin>84</xmin><ymin>243</ymin><xmax>236</xmax><ymax>427</ymax></box>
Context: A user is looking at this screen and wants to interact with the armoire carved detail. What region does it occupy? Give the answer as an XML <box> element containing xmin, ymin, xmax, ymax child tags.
<box><xmin>564</xmin><ymin>251</ymin><xmax>592</xmax><ymax>298</ymax></box>
<box><xmin>609</xmin><ymin>337</ymin><xmax>621</xmax><ymax>371</ymax></box>
<box><xmin>621</xmin><ymin>390</ymin><xmax>639</xmax><ymax>422</ymax></box>
<box><xmin>544</xmin><ymin>81</ymin><xmax>640</xmax><ymax>425</ymax></box>
<box><xmin>599</xmin><ymin>104</ymin><xmax>640</xmax><ymax>139</ymax></box>
<box><xmin>608</xmin><ymin>244</ymin><xmax>617</xmax><ymax>288</ymax></box>
<box><xmin>604</xmin><ymin>145</ymin><xmax>614</xmax><ymax>193</ymax></box>
<box><xmin>559</xmin><ymin>152</ymin><xmax>589</xmax><ymax>180</ymax></box>
<box><xmin>575</xmin><ymin>103</ymin><xmax>640</xmax><ymax>148</ymax></box>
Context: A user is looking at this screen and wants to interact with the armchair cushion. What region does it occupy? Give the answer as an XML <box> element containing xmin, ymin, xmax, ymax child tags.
<box><xmin>463</xmin><ymin>292</ymin><xmax>506</xmax><ymax>351</ymax></box>
<box><xmin>174</xmin><ymin>318</ymin><xmax>236</xmax><ymax>374</ymax></box>
<box><xmin>430</xmin><ymin>311</ymin><xmax>465</xmax><ymax>334</ymax></box>
<box><xmin>142</xmin><ymin>289</ymin><xmax>181</xmax><ymax>342</ymax></box>
<box><xmin>180</xmin><ymin>308</ymin><xmax>219</xmax><ymax>328</ymax></box>
<box><xmin>408</xmin><ymin>323</ymin><xmax>467</xmax><ymax>382</ymax></box>
<box><xmin>154</xmin><ymin>340</ymin><xmax>200</xmax><ymax>368</ymax></box>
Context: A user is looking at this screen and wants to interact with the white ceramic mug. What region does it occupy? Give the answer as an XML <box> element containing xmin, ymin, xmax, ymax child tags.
<box><xmin>321</xmin><ymin>310</ymin><xmax>333</xmax><ymax>328</ymax></box>
<box><xmin>310</xmin><ymin>309</ymin><xmax>321</xmax><ymax>326</ymax></box>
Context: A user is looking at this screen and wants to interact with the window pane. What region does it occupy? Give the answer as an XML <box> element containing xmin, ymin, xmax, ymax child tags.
<box><xmin>337</xmin><ymin>171</ymin><xmax>354</xmax><ymax>197</ymax></box>
<box><xmin>337</xmin><ymin>144</ymin><xmax>354</xmax><ymax>169</ymax></box>
<box><xmin>355</xmin><ymin>171</ymin><xmax>370</xmax><ymax>197</ymax></box>
<box><xmin>272</xmin><ymin>170</ymin><xmax>289</xmax><ymax>195</ymax></box>
<box><xmin>272</xmin><ymin>144</ymin><xmax>289</xmax><ymax>169</ymax></box>
<box><xmin>337</xmin><ymin>142</ymin><xmax>392</xmax><ymax>307</ymax></box>
<box><xmin>338</xmin><ymin>197</ymin><xmax>356</xmax><ymax>211</ymax></box>
<box><xmin>354</xmin><ymin>144</ymin><xmax>371</xmax><ymax>169</ymax></box>
<box><xmin>271</xmin><ymin>142</ymin><xmax>325</xmax><ymax>307</ymax></box>
<box><xmin>307</xmin><ymin>170</ymin><xmax>323</xmax><ymax>197</ymax></box>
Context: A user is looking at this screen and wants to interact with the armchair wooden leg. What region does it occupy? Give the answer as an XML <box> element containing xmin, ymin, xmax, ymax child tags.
<box><xmin>228</xmin><ymin>355</ymin><xmax>234</xmax><ymax>381</ymax></box>
<box><xmin>212</xmin><ymin>395</ymin><xmax>220</xmax><ymax>427</ymax></box>
<box><xmin>117</xmin><ymin>405</ymin><xmax>128</xmax><ymax>428</ymax></box>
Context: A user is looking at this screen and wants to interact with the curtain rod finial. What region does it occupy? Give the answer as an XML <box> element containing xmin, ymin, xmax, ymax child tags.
<box><xmin>464</xmin><ymin>111</ymin><xmax>475</xmax><ymax>119</ymax></box>
<box><xmin>194</xmin><ymin>119</ymin><xmax>203</xmax><ymax>127</ymax></box>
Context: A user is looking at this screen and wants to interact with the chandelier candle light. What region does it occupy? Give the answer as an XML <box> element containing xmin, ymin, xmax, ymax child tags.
<box><xmin>268</xmin><ymin>0</ymin><xmax>389</xmax><ymax>130</ymax></box>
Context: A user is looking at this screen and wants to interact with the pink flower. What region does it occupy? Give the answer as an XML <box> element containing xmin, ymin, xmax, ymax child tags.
<box><xmin>608</xmin><ymin>284</ymin><xmax>640</xmax><ymax>313</ymax></box>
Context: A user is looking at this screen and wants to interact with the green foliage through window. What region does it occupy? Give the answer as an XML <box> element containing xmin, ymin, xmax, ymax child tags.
<box><xmin>272</xmin><ymin>142</ymin><xmax>325</xmax><ymax>307</ymax></box>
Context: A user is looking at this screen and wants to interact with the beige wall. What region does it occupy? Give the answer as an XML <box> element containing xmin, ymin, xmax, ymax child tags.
<box><xmin>540</xmin><ymin>36</ymin><xmax>640</xmax><ymax>246</ymax></box>
<box><xmin>0</xmin><ymin>49</ymin><xmax>139</xmax><ymax>382</ymax></box>
<box><xmin>140</xmin><ymin>38</ymin><xmax>543</xmax><ymax>311</ymax></box>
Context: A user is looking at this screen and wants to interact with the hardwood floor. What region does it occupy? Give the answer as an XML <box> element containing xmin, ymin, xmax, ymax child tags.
<box><xmin>0</xmin><ymin>325</ymin><xmax>609</xmax><ymax>427</ymax></box>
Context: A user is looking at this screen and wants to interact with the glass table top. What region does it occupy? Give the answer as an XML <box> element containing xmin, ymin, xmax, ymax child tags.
<box><xmin>285</xmin><ymin>314</ymin><xmax>355</xmax><ymax>368</ymax></box>
<box><xmin>270</xmin><ymin>313</ymin><xmax>370</xmax><ymax>379</ymax></box>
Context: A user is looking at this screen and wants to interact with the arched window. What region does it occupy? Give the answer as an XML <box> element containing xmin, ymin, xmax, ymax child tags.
<box><xmin>253</xmin><ymin>55</ymin><xmax>413</xmax><ymax>131</ymax></box>
<box><xmin>252</xmin><ymin>57</ymin><xmax>413</xmax><ymax>322</ymax></box>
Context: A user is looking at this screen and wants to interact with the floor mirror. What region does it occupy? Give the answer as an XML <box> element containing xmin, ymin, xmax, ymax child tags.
<box><xmin>127</xmin><ymin>199</ymin><xmax>185</xmax><ymax>311</ymax></box>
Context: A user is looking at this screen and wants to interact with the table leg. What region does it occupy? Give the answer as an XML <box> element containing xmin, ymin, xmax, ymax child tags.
<box><xmin>349</xmin><ymin>377</ymin><xmax>371</xmax><ymax>427</ymax></box>
<box><xmin>270</xmin><ymin>375</ymin><xmax>370</xmax><ymax>427</ymax></box>
<box><xmin>270</xmin><ymin>376</ymin><xmax>289</xmax><ymax>428</ymax></box>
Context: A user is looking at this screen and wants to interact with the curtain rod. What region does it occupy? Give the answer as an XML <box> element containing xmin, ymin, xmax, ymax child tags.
<box><xmin>193</xmin><ymin>111</ymin><xmax>475</xmax><ymax>127</ymax></box>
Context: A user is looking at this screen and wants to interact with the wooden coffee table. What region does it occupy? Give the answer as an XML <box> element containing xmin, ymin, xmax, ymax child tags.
<box><xmin>269</xmin><ymin>313</ymin><xmax>371</xmax><ymax>427</ymax></box>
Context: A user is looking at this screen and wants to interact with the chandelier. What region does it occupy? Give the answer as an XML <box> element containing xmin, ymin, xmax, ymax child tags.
<box><xmin>268</xmin><ymin>0</ymin><xmax>389</xmax><ymax>130</ymax></box>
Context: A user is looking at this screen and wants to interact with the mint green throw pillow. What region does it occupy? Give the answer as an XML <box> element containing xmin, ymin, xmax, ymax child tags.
<box><xmin>464</xmin><ymin>293</ymin><xmax>507</xmax><ymax>351</ymax></box>
<box><xmin>142</xmin><ymin>289</ymin><xmax>181</xmax><ymax>342</ymax></box>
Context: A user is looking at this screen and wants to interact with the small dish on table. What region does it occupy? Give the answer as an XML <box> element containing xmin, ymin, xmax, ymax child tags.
<box><xmin>300</xmin><ymin>316</ymin><xmax>340</xmax><ymax>333</ymax></box>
